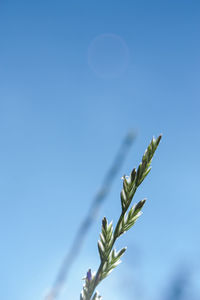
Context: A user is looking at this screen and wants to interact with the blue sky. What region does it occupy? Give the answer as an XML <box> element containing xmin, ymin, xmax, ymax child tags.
<box><xmin>0</xmin><ymin>1</ymin><xmax>200</xmax><ymax>300</ymax></box>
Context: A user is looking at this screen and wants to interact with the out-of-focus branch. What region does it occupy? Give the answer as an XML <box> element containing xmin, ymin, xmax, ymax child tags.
<box><xmin>164</xmin><ymin>266</ymin><xmax>193</xmax><ymax>300</ymax></box>
<box><xmin>44</xmin><ymin>131</ymin><xmax>136</xmax><ymax>300</ymax></box>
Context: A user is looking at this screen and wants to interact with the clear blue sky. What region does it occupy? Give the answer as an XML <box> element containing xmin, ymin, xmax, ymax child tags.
<box><xmin>0</xmin><ymin>1</ymin><xmax>200</xmax><ymax>300</ymax></box>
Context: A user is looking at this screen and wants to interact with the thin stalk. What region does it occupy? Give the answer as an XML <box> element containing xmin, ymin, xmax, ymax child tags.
<box><xmin>80</xmin><ymin>135</ymin><xmax>162</xmax><ymax>300</ymax></box>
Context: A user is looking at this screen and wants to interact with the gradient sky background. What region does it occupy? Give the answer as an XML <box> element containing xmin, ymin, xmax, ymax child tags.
<box><xmin>0</xmin><ymin>1</ymin><xmax>200</xmax><ymax>300</ymax></box>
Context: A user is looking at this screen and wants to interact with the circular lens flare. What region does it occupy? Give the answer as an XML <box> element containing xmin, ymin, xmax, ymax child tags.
<box><xmin>88</xmin><ymin>33</ymin><xmax>130</xmax><ymax>78</ymax></box>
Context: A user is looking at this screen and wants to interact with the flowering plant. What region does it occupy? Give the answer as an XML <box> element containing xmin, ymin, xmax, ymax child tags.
<box><xmin>80</xmin><ymin>135</ymin><xmax>162</xmax><ymax>300</ymax></box>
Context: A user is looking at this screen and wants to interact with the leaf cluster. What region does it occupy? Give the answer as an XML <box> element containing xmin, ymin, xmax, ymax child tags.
<box><xmin>116</xmin><ymin>198</ymin><xmax>146</xmax><ymax>236</ymax></box>
<box><xmin>120</xmin><ymin>135</ymin><xmax>162</xmax><ymax>212</ymax></box>
<box><xmin>100</xmin><ymin>247</ymin><xmax>126</xmax><ymax>280</ymax></box>
<box><xmin>98</xmin><ymin>218</ymin><xmax>113</xmax><ymax>261</ymax></box>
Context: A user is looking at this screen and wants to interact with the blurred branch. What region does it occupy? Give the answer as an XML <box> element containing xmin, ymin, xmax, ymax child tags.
<box><xmin>164</xmin><ymin>266</ymin><xmax>193</xmax><ymax>300</ymax></box>
<box><xmin>44</xmin><ymin>130</ymin><xmax>136</xmax><ymax>300</ymax></box>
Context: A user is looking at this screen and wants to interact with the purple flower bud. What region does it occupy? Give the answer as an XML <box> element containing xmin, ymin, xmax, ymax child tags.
<box><xmin>86</xmin><ymin>269</ymin><xmax>92</xmax><ymax>281</ymax></box>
